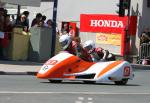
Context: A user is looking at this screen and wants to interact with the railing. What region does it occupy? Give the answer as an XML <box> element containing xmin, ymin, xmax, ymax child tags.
<box><xmin>139</xmin><ymin>43</ymin><xmax>150</xmax><ymax>64</ymax></box>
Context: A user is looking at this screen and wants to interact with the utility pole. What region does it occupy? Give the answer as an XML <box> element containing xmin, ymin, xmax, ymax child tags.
<box><xmin>124</xmin><ymin>0</ymin><xmax>131</xmax><ymax>60</ymax></box>
<box><xmin>17</xmin><ymin>5</ymin><xmax>21</xmax><ymax>17</ymax></box>
<box><xmin>51</xmin><ymin>0</ymin><xmax>58</xmax><ymax>57</ymax></box>
<box><xmin>116</xmin><ymin>0</ymin><xmax>131</xmax><ymax>60</ymax></box>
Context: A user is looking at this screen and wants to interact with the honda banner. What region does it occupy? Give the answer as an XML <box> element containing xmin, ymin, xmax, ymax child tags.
<box><xmin>80</xmin><ymin>14</ymin><xmax>137</xmax><ymax>56</ymax></box>
<box><xmin>80</xmin><ymin>14</ymin><xmax>128</xmax><ymax>34</ymax></box>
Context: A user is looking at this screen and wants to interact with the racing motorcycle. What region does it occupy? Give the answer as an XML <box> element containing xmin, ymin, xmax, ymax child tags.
<box><xmin>36</xmin><ymin>52</ymin><xmax>134</xmax><ymax>85</ymax></box>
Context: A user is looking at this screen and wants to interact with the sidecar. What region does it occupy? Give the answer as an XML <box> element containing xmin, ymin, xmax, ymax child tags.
<box><xmin>37</xmin><ymin>52</ymin><xmax>134</xmax><ymax>85</ymax></box>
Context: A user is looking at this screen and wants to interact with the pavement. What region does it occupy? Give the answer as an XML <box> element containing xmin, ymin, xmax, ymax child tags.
<box><xmin>0</xmin><ymin>60</ymin><xmax>43</xmax><ymax>75</ymax></box>
<box><xmin>0</xmin><ymin>60</ymin><xmax>150</xmax><ymax>75</ymax></box>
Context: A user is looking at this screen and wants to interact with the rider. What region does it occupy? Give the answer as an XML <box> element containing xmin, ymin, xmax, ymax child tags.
<box><xmin>59</xmin><ymin>34</ymin><xmax>92</xmax><ymax>61</ymax></box>
<box><xmin>83</xmin><ymin>40</ymin><xmax>115</xmax><ymax>62</ymax></box>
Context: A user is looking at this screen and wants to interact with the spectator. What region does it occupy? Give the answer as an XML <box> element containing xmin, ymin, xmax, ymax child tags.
<box><xmin>0</xmin><ymin>8</ymin><xmax>4</xmax><ymax>31</ymax></box>
<box><xmin>11</xmin><ymin>15</ymin><xmax>15</xmax><ymax>21</ymax></box>
<box><xmin>3</xmin><ymin>9</ymin><xmax>7</xmax><ymax>17</ymax></box>
<box><xmin>4</xmin><ymin>14</ymin><xmax>13</xmax><ymax>39</ymax></box>
<box><xmin>140</xmin><ymin>28</ymin><xmax>150</xmax><ymax>44</ymax></box>
<box><xmin>46</xmin><ymin>19</ymin><xmax>53</xmax><ymax>28</ymax></box>
<box><xmin>38</xmin><ymin>20</ymin><xmax>45</xmax><ymax>27</ymax></box>
<box><xmin>61</xmin><ymin>22</ymin><xmax>69</xmax><ymax>35</ymax></box>
<box><xmin>41</xmin><ymin>15</ymin><xmax>47</xmax><ymax>26</ymax></box>
<box><xmin>56</xmin><ymin>23</ymin><xmax>61</xmax><ymax>36</ymax></box>
<box><xmin>31</xmin><ymin>13</ymin><xmax>42</xmax><ymax>27</ymax></box>
<box><xmin>0</xmin><ymin>9</ymin><xmax>12</xmax><ymax>60</ymax></box>
<box><xmin>15</xmin><ymin>14</ymin><xmax>28</xmax><ymax>32</ymax></box>
<box><xmin>140</xmin><ymin>28</ymin><xmax>150</xmax><ymax>65</ymax></box>
<box><xmin>0</xmin><ymin>8</ymin><xmax>5</xmax><ymax>59</ymax></box>
<box><xmin>23</xmin><ymin>11</ymin><xmax>30</xmax><ymax>29</ymax></box>
<box><xmin>69</xmin><ymin>25</ymin><xmax>75</xmax><ymax>38</ymax></box>
<box><xmin>11</xmin><ymin>15</ymin><xmax>16</xmax><ymax>25</ymax></box>
<box><xmin>2</xmin><ymin>14</ymin><xmax>13</xmax><ymax>59</ymax></box>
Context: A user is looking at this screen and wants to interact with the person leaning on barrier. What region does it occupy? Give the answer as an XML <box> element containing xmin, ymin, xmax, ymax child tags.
<box><xmin>140</xmin><ymin>28</ymin><xmax>150</xmax><ymax>44</ymax></box>
<box><xmin>23</xmin><ymin>11</ymin><xmax>30</xmax><ymax>30</ymax></box>
<box><xmin>31</xmin><ymin>13</ymin><xmax>42</xmax><ymax>27</ymax></box>
<box><xmin>15</xmin><ymin>14</ymin><xmax>28</xmax><ymax>32</ymax></box>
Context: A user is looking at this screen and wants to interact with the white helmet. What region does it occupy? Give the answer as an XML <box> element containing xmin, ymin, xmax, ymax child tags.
<box><xmin>83</xmin><ymin>40</ymin><xmax>95</xmax><ymax>53</ymax></box>
<box><xmin>59</xmin><ymin>34</ymin><xmax>72</xmax><ymax>50</ymax></box>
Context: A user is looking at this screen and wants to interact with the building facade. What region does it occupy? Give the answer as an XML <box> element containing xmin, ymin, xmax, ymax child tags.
<box><xmin>56</xmin><ymin>0</ymin><xmax>150</xmax><ymax>57</ymax></box>
<box><xmin>2</xmin><ymin>0</ymin><xmax>150</xmax><ymax>57</ymax></box>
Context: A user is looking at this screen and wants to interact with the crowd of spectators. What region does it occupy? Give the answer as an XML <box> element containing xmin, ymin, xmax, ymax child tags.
<box><xmin>140</xmin><ymin>28</ymin><xmax>150</xmax><ymax>44</ymax></box>
<box><xmin>0</xmin><ymin>8</ymin><xmax>13</xmax><ymax>60</ymax></box>
<box><xmin>31</xmin><ymin>13</ymin><xmax>53</xmax><ymax>28</ymax></box>
<box><xmin>15</xmin><ymin>12</ymin><xmax>53</xmax><ymax>32</ymax></box>
<box><xmin>0</xmin><ymin>8</ymin><xmax>53</xmax><ymax>60</ymax></box>
<box><xmin>59</xmin><ymin>22</ymin><xmax>76</xmax><ymax>38</ymax></box>
<box><xmin>139</xmin><ymin>27</ymin><xmax>150</xmax><ymax>65</ymax></box>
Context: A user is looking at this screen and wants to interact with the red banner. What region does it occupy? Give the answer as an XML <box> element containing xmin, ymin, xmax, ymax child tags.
<box><xmin>129</xmin><ymin>16</ymin><xmax>137</xmax><ymax>35</ymax></box>
<box><xmin>80</xmin><ymin>14</ymin><xmax>128</xmax><ymax>34</ymax></box>
<box><xmin>80</xmin><ymin>14</ymin><xmax>137</xmax><ymax>56</ymax></box>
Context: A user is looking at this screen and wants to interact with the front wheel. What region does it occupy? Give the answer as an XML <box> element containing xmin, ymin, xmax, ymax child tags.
<box><xmin>114</xmin><ymin>79</ymin><xmax>128</xmax><ymax>85</ymax></box>
<box><xmin>48</xmin><ymin>79</ymin><xmax>62</xmax><ymax>83</ymax></box>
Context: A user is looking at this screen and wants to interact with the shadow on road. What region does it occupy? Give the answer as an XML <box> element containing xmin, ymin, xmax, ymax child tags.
<box><xmin>40</xmin><ymin>81</ymin><xmax>140</xmax><ymax>86</ymax></box>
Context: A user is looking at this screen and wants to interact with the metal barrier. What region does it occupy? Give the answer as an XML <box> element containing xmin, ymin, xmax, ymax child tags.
<box><xmin>139</xmin><ymin>43</ymin><xmax>150</xmax><ymax>63</ymax></box>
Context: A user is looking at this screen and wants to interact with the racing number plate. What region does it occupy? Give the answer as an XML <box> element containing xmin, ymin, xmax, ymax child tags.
<box><xmin>42</xmin><ymin>65</ymin><xmax>49</xmax><ymax>71</ymax></box>
<box><xmin>45</xmin><ymin>60</ymin><xmax>58</xmax><ymax>65</ymax></box>
<box><xmin>42</xmin><ymin>60</ymin><xmax>58</xmax><ymax>72</ymax></box>
<box><xmin>124</xmin><ymin>66</ymin><xmax>130</xmax><ymax>77</ymax></box>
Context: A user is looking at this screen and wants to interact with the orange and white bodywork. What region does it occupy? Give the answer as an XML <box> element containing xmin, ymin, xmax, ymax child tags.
<box><xmin>37</xmin><ymin>52</ymin><xmax>134</xmax><ymax>85</ymax></box>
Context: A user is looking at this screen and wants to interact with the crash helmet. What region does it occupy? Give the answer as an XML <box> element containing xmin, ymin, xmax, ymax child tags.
<box><xmin>59</xmin><ymin>34</ymin><xmax>72</xmax><ymax>50</ymax></box>
<box><xmin>83</xmin><ymin>40</ymin><xmax>95</xmax><ymax>53</ymax></box>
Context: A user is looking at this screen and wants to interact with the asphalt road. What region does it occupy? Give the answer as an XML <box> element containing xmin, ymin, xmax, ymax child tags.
<box><xmin>0</xmin><ymin>70</ymin><xmax>150</xmax><ymax>103</ymax></box>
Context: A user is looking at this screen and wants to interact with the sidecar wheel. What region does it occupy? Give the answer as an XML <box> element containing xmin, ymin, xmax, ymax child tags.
<box><xmin>48</xmin><ymin>79</ymin><xmax>62</xmax><ymax>83</ymax></box>
<box><xmin>114</xmin><ymin>79</ymin><xmax>128</xmax><ymax>85</ymax></box>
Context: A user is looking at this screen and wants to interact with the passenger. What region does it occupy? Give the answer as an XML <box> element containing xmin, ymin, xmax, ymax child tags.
<box><xmin>83</xmin><ymin>40</ymin><xmax>115</xmax><ymax>62</ymax></box>
<box><xmin>59</xmin><ymin>35</ymin><xmax>92</xmax><ymax>61</ymax></box>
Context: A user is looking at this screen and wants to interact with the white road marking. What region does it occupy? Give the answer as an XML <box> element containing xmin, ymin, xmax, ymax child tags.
<box><xmin>88</xmin><ymin>97</ymin><xmax>94</xmax><ymax>103</ymax></box>
<box><xmin>75</xmin><ymin>101</ymin><xmax>82</xmax><ymax>103</ymax></box>
<box><xmin>88</xmin><ymin>97</ymin><xmax>93</xmax><ymax>101</ymax></box>
<box><xmin>76</xmin><ymin>97</ymin><xmax>93</xmax><ymax>103</ymax></box>
<box><xmin>0</xmin><ymin>91</ymin><xmax>150</xmax><ymax>95</ymax></box>
<box><xmin>78</xmin><ymin>97</ymin><xmax>84</xmax><ymax>100</ymax></box>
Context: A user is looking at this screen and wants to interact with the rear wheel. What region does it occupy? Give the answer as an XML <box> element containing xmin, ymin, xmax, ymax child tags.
<box><xmin>48</xmin><ymin>79</ymin><xmax>62</xmax><ymax>83</ymax></box>
<box><xmin>83</xmin><ymin>81</ymin><xmax>95</xmax><ymax>84</ymax></box>
<box><xmin>114</xmin><ymin>79</ymin><xmax>128</xmax><ymax>85</ymax></box>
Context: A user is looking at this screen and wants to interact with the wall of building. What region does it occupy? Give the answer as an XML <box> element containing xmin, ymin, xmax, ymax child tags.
<box><xmin>130</xmin><ymin>0</ymin><xmax>150</xmax><ymax>55</ymax></box>
<box><xmin>57</xmin><ymin>0</ymin><xmax>123</xmax><ymax>55</ymax></box>
<box><xmin>57</xmin><ymin>0</ymin><xmax>118</xmax><ymax>21</ymax></box>
<box><xmin>25</xmin><ymin>0</ymin><xmax>150</xmax><ymax>56</ymax></box>
<box><xmin>56</xmin><ymin>0</ymin><xmax>150</xmax><ymax>56</ymax></box>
